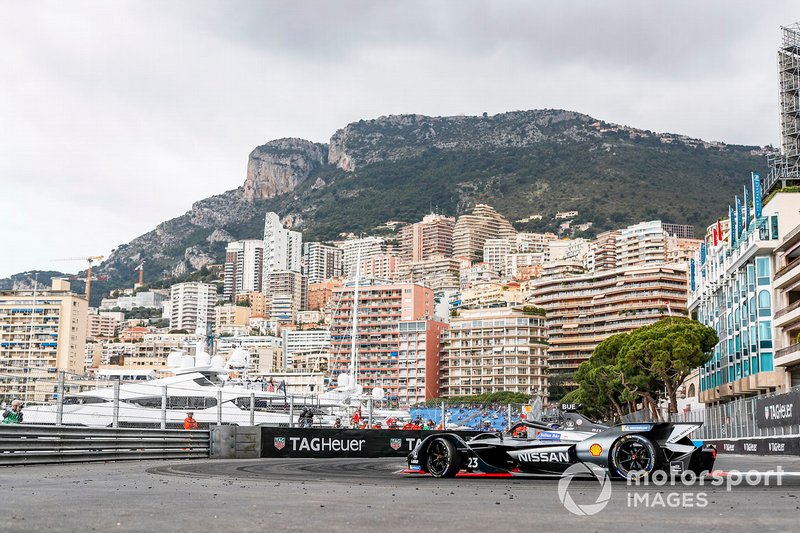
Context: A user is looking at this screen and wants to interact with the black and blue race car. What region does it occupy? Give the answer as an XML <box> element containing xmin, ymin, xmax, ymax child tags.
<box><xmin>405</xmin><ymin>408</ymin><xmax>716</xmax><ymax>479</ymax></box>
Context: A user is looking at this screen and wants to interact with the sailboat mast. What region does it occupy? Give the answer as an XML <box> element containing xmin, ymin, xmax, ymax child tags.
<box><xmin>349</xmin><ymin>249</ymin><xmax>361</xmax><ymax>391</ymax></box>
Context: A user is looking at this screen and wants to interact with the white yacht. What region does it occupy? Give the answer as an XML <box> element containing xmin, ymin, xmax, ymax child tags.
<box><xmin>23</xmin><ymin>346</ymin><xmax>407</xmax><ymax>428</ymax></box>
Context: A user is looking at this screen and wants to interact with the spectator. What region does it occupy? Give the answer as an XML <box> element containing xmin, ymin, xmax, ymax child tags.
<box><xmin>333</xmin><ymin>417</ymin><xmax>343</xmax><ymax>429</ymax></box>
<box><xmin>183</xmin><ymin>412</ymin><xmax>198</xmax><ymax>430</ymax></box>
<box><xmin>481</xmin><ymin>420</ymin><xmax>492</xmax><ymax>432</ymax></box>
<box><xmin>2</xmin><ymin>400</ymin><xmax>23</xmax><ymax>424</ymax></box>
<box><xmin>267</xmin><ymin>377</ymin><xmax>275</xmax><ymax>393</ymax></box>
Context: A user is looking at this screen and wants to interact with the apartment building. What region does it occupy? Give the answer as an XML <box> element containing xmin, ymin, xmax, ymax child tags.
<box><xmin>224</xmin><ymin>239</ymin><xmax>265</xmax><ymax>298</ymax></box>
<box><xmin>302</xmin><ymin>242</ymin><xmax>343</xmax><ymax>284</ymax></box>
<box><xmin>214</xmin><ymin>303</ymin><xmax>252</xmax><ymax>334</ymax></box>
<box><xmin>393</xmin><ymin>257</ymin><xmax>463</xmax><ymax>291</ymax></box>
<box><xmin>483</xmin><ymin>238</ymin><xmax>513</xmax><ymax>276</ymax></box>
<box><xmin>530</xmin><ymin>264</ymin><xmax>689</xmax><ymax>381</ymax></box>
<box><xmin>307</xmin><ymin>280</ymin><xmax>342</xmax><ymax>311</ymax></box>
<box><xmin>328</xmin><ymin>281</ymin><xmax>438</xmax><ymax>402</ymax></box>
<box><xmin>397</xmin><ymin>319</ymin><xmax>448</xmax><ymax>405</ymax></box>
<box><xmin>774</xmin><ymin>218</ymin><xmax>800</xmax><ymax>388</ymax></box>
<box><xmin>0</xmin><ymin>279</ymin><xmax>87</xmax><ymax>403</ymax></box>
<box><xmin>341</xmin><ymin>236</ymin><xmax>388</xmax><ymax>277</ymax></box>
<box><xmin>264</xmin><ymin>270</ymin><xmax>307</xmax><ymax>322</ymax></box>
<box><xmin>263</xmin><ymin>211</ymin><xmax>302</xmax><ymax>274</ymax></box>
<box><xmin>282</xmin><ymin>328</ymin><xmax>331</xmax><ymax>370</ymax></box>
<box><xmin>168</xmin><ymin>282</ymin><xmax>217</xmax><ymax>333</ymax></box>
<box><xmin>399</xmin><ymin>213</ymin><xmax>455</xmax><ymax>262</ymax></box>
<box><xmin>440</xmin><ymin>307</ymin><xmax>548</xmax><ymax>399</ymax></box>
<box><xmin>86</xmin><ymin>312</ymin><xmax>119</xmax><ymax>339</ymax></box>
<box><xmin>360</xmin><ymin>254</ymin><xmax>397</xmax><ymax>280</ymax></box>
<box><xmin>452</xmin><ymin>204</ymin><xmax>517</xmax><ymax>262</ymax></box>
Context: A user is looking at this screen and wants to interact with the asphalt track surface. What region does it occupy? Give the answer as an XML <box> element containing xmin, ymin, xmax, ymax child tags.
<box><xmin>1</xmin><ymin>455</ymin><xmax>800</xmax><ymax>532</ymax></box>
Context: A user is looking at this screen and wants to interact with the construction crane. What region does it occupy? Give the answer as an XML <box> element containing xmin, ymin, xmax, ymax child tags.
<box><xmin>134</xmin><ymin>260</ymin><xmax>146</xmax><ymax>288</ymax></box>
<box><xmin>51</xmin><ymin>256</ymin><xmax>105</xmax><ymax>302</ymax></box>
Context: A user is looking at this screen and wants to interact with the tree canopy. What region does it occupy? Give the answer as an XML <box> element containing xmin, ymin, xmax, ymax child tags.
<box><xmin>568</xmin><ymin>318</ymin><xmax>717</xmax><ymax>422</ymax></box>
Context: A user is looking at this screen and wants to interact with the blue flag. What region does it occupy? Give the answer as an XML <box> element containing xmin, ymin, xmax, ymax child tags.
<box><xmin>743</xmin><ymin>184</ymin><xmax>750</xmax><ymax>230</ymax></box>
<box><xmin>690</xmin><ymin>258</ymin><xmax>696</xmax><ymax>291</ymax></box>
<box><xmin>735</xmin><ymin>195</ymin><xmax>743</xmax><ymax>238</ymax></box>
<box><xmin>700</xmin><ymin>242</ymin><xmax>706</xmax><ymax>265</ymax></box>
<box><xmin>752</xmin><ymin>172</ymin><xmax>762</xmax><ymax>219</ymax></box>
<box><xmin>729</xmin><ymin>205</ymin><xmax>735</xmax><ymax>247</ymax></box>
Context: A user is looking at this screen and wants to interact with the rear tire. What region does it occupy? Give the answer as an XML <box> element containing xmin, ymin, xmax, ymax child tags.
<box><xmin>610</xmin><ymin>434</ymin><xmax>661</xmax><ymax>480</ymax></box>
<box><xmin>425</xmin><ymin>437</ymin><xmax>461</xmax><ymax>478</ymax></box>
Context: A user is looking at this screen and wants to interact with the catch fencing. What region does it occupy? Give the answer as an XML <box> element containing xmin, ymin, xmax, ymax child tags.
<box><xmin>0</xmin><ymin>425</ymin><xmax>209</xmax><ymax>466</ymax></box>
<box><xmin>622</xmin><ymin>385</ymin><xmax>800</xmax><ymax>441</ymax></box>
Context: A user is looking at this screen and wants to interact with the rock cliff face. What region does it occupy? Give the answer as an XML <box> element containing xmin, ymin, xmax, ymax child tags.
<box><xmin>327</xmin><ymin>110</ymin><xmax>597</xmax><ymax>171</ymax></box>
<box><xmin>243</xmin><ymin>138</ymin><xmax>328</xmax><ymax>200</ymax></box>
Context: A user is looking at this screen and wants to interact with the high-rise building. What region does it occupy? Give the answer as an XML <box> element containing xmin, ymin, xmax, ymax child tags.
<box><xmin>168</xmin><ymin>282</ymin><xmax>217</xmax><ymax>333</ymax></box>
<box><xmin>341</xmin><ymin>236</ymin><xmax>387</xmax><ymax>277</ymax></box>
<box><xmin>0</xmin><ymin>279</ymin><xmax>87</xmax><ymax>403</ymax></box>
<box><xmin>328</xmin><ymin>281</ymin><xmax>438</xmax><ymax>402</ymax></box>
<box><xmin>483</xmin><ymin>238</ymin><xmax>514</xmax><ymax>276</ymax></box>
<box><xmin>399</xmin><ymin>213</ymin><xmax>456</xmax><ymax>262</ymax></box>
<box><xmin>690</xmin><ymin>191</ymin><xmax>800</xmax><ymax>403</ymax></box>
<box><xmin>766</xmin><ymin>23</ymin><xmax>800</xmax><ymax>195</ymax></box>
<box><xmin>264</xmin><ymin>270</ymin><xmax>307</xmax><ymax>322</ymax></box>
<box><xmin>452</xmin><ymin>204</ymin><xmax>517</xmax><ymax>262</ymax></box>
<box><xmin>224</xmin><ymin>240</ymin><xmax>265</xmax><ymax>298</ymax></box>
<box><xmin>530</xmin><ymin>264</ymin><xmax>689</xmax><ymax>385</ymax></box>
<box><xmin>302</xmin><ymin>242</ymin><xmax>343</xmax><ymax>284</ymax></box>
<box><xmin>263</xmin><ymin>212</ymin><xmax>302</xmax><ymax>275</ymax></box>
<box><xmin>397</xmin><ymin>320</ymin><xmax>448</xmax><ymax>405</ymax></box>
<box><xmin>440</xmin><ymin>307</ymin><xmax>548</xmax><ymax>399</ymax></box>
<box><xmin>616</xmin><ymin>220</ymin><xmax>670</xmax><ymax>269</ymax></box>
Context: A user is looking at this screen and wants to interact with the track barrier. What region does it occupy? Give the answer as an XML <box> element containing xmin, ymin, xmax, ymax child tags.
<box><xmin>0</xmin><ymin>425</ymin><xmax>209</xmax><ymax>466</ymax></box>
<box><xmin>259</xmin><ymin>427</ymin><xmax>480</xmax><ymax>459</ymax></box>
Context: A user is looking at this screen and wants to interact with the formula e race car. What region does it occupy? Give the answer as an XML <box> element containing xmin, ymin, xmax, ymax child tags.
<box><xmin>405</xmin><ymin>408</ymin><xmax>716</xmax><ymax>480</ymax></box>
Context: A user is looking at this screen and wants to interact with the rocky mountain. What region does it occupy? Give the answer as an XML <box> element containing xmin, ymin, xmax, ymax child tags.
<box><xmin>4</xmin><ymin>109</ymin><xmax>770</xmax><ymax>302</ymax></box>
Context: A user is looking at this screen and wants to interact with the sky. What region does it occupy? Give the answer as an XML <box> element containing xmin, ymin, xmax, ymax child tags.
<box><xmin>1</xmin><ymin>0</ymin><xmax>798</xmax><ymax>278</ymax></box>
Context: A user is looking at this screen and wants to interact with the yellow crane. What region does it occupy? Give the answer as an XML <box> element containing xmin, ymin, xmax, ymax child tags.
<box><xmin>51</xmin><ymin>256</ymin><xmax>105</xmax><ymax>302</ymax></box>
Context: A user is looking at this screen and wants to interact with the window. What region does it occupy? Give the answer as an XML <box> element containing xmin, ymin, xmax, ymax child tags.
<box><xmin>756</xmin><ymin>257</ymin><xmax>770</xmax><ymax>285</ymax></box>
<box><xmin>760</xmin><ymin>352</ymin><xmax>774</xmax><ymax>372</ymax></box>
<box><xmin>747</xmin><ymin>264</ymin><xmax>755</xmax><ymax>291</ymax></box>
<box><xmin>771</xmin><ymin>215</ymin><xmax>779</xmax><ymax>240</ymax></box>
<box><xmin>758</xmin><ymin>321</ymin><xmax>772</xmax><ymax>348</ymax></box>
<box><xmin>758</xmin><ymin>290</ymin><xmax>771</xmax><ymax>317</ymax></box>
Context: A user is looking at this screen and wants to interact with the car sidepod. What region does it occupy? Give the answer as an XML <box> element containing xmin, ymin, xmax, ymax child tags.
<box><xmin>575</xmin><ymin>423</ymin><xmax>716</xmax><ymax>478</ymax></box>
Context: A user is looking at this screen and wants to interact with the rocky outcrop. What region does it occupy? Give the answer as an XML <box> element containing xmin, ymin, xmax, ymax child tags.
<box><xmin>243</xmin><ymin>138</ymin><xmax>327</xmax><ymax>200</ymax></box>
<box><xmin>327</xmin><ymin>110</ymin><xmax>598</xmax><ymax>171</ymax></box>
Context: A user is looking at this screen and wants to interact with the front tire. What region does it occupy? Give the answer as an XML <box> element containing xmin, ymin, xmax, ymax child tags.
<box><xmin>610</xmin><ymin>434</ymin><xmax>661</xmax><ymax>480</ymax></box>
<box><xmin>425</xmin><ymin>437</ymin><xmax>461</xmax><ymax>478</ymax></box>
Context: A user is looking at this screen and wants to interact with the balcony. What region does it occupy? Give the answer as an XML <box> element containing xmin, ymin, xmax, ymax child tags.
<box><xmin>775</xmin><ymin>299</ymin><xmax>800</xmax><ymax>327</ymax></box>
<box><xmin>776</xmin><ymin>342</ymin><xmax>800</xmax><ymax>367</ymax></box>
<box><xmin>774</xmin><ymin>255</ymin><xmax>800</xmax><ymax>290</ymax></box>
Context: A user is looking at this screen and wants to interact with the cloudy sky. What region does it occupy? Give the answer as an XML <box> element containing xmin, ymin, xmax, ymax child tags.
<box><xmin>1</xmin><ymin>1</ymin><xmax>797</xmax><ymax>277</ymax></box>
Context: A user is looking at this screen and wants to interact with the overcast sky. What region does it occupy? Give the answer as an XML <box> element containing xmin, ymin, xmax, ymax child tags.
<box><xmin>1</xmin><ymin>1</ymin><xmax>798</xmax><ymax>277</ymax></box>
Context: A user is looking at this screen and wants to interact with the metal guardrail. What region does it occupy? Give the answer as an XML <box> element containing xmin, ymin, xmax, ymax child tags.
<box><xmin>0</xmin><ymin>425</ymin><xmax>209</xmax><ymax>466</ymax></box>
